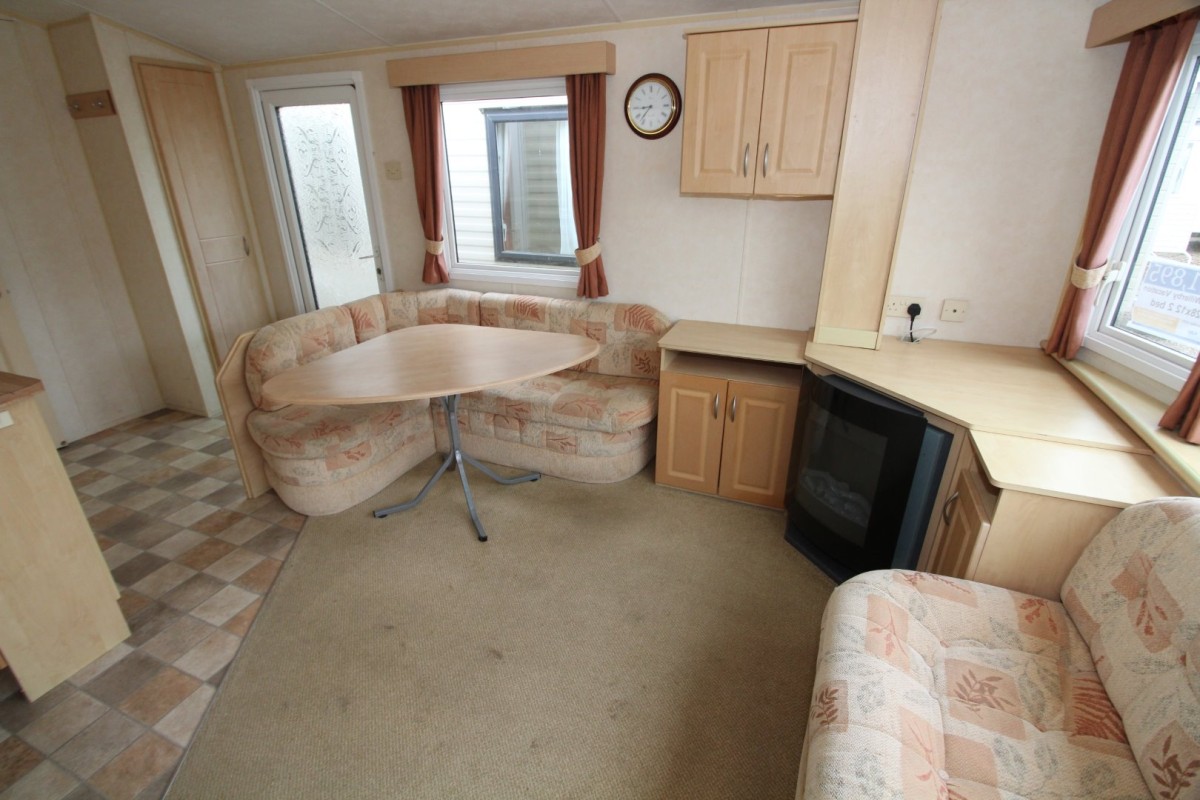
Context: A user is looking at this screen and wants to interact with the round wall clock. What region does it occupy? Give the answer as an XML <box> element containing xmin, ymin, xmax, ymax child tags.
<box><xmin>624</xmin><ymin>73</ymin><xmax>681</xmax><ymax>140</ymax></box>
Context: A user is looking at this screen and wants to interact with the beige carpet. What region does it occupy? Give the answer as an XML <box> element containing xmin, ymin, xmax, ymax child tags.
<box><xmin>166</xmin><ymin>459</ymin><xmax>834</xmax><ymax>800</ymax></box>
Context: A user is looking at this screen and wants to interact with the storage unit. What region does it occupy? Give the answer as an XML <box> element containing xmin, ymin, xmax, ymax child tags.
<box><xmin>679</xmin><ymin>22</ymin><xmax>855</xmax><ymax>197</ymax></box>
<box><xmin>655</xmin><ymin>321</ymin><xmax>807</xmax><ymax>508</ymax></box>
<box><xmin>0</xmin><ymin>373</ymin><xmax>129</xmax><ymax>700</ymax></box>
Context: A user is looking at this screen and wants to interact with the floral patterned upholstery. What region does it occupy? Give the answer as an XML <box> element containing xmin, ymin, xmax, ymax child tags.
<box><xmin>1061</xmin><ymin>497</ymin><xmax>1200</xmax><ymax>800</ymax></box>
<box><xmin>244</xmin><ymin>306</ymin><xmax>357</xmax><ymax>411</ymax></box>
<box><xmin>479</xmin><ymin>293</ymin><xmax>668</xmax><ymax>380</ymax></box>
<box><xmin>799</xmin><ymin>497</ymin><xmax>1200</xmax><ymax>800</ymax></box>
<box><xmin>434</xmin><ymin>403</ymin><xmax>652</xmax><ymax>460</ymax></box>
<box><xmin>457</xmin><ymin>370</ymin><xmax>658</xmax><ymax>434</ymax></box>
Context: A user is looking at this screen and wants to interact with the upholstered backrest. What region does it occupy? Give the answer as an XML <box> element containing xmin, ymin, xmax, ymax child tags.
<box><xmin>1061</xmin><ymin>496</ymin><xmax>1200</xmax><ymax>798</ymax></box>
<box><xmin>478</xmin><ymin>293</ymin><xmax>669</xmax><ymax>380</ymax></box>
<box><xmin>382</xmin><ymin>288</ymin><xmax>481</xmax><ymax>331</ymax></box>
<box><xmin>244</xmin><ymin>306</ymin><xmax>357</xmax><ymax>410</ymax></box>
<box><xmin>342</xmin><ymin>295</ymin><xmax>385</xmax><ymax>342</ymax></box>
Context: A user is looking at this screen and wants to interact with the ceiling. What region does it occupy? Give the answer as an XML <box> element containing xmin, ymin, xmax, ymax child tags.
<box><xmin>0</xmin><ymin>0</ymin><xmax>822</xmax><ymax>65</ymax></box>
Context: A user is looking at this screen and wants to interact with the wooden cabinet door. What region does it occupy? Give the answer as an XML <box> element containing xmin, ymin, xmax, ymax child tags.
<box><xmin>930</xmin><ymin>468</ymin><xmax>993</xmax><ymax>579</ymax></box>
<box><xmin>717</xmin><ymin>380</ymin><xmax>799</xmax><ymax>508</ymax></box>
<box><xmin>756</xmin><ymin>22</ymin><xmax>856</xmax><ymax>197</ymax></box>
<box><xmin>656</xmin><ymin>372</ymin><xmax>727</xmax><ymax>494</ymax></box>
<box><xmin>680</xmin><ymin>29</ymin><xmax>767</xmax><ymax>195</ymax></box>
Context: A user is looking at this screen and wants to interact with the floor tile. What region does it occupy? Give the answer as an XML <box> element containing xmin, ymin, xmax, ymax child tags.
<box><xmin>53</xmin><ymin>712</ymin><xmax>145</xmax><ymax>778</ymax></box>
<box><xmin>152</xmin><ymin>684</ymin><xmax>213</xmax><ymax>748</ymax></box>
<box><xmin>0</xmin><ymin>759</ymin><xmax>78</xmax><ymax>800</ymax></box>
<box><xmin>173</xmin><ymin>630</ymin><xmax>240</xmax><ymax>681</ymax></box>
<box><xmin>233</xmin><ymin>558</ymin><xmax>281</xmax><ymax>594</ymax></box>
<box><xmin>88</xmin><ymin>732</ymin><xmax>180</xmax><ymax>800</ymax></box>
<box><xmin>190</xmin><ymin>585</ymin><xmax>256</xmax><ymax>627</ymax></box>
<box><xmin>119</xmin><ymin>489</ymin><xmax>171</xmax><ymax>513</ymax></box>
<box><xmin>131</xmin><ymin>564</ymin><xmax>197</xmax><ymax>600</ymax></box>
<box><xmin>0</xmin><ymin>737</ymin><xmax>42</xmax><ymax>793</ymax></box>
<box><xmin>78</xmin><ymin>475</ymin><xmax>130</xmax><ymax>498</ymax></box>
<box><xmin>222</xmin><ymin>598</ymin><xmax>262</xmax><ymax>637</ymax></box>
<box><xmin>111</xmin><ymin>555</ymin><xmax>170</xmax><ymax>590</ymax></box>
<box><xmin>164</xmin><ymin>502</ymin><xmax>219</xmax><ymax>529</ymax></box>
<box><xmin>82</xmin><ymin>652</ymin><xmax>164</xmax><ymax>708</ymax></box>
<box><xmin>216</xmin><ymin>516</ymin><xmax>270</xmax><ymax>546</ymax></box>
<box><xmin>147</xmin><ymin>530</ymin><xmax>206</xmax><ymax>561</ymax></box>
<box><xmin>176</xmin><ymin>539</ymin><xmax>235</xmax><ymax>572</ymax></box>
<box><xmin>159</xmin><ymin>574</ymin><xmax>225</xmax><ymax>613</ymax></box>
<box><xmin>17</xmin><ymin>691</ymin><xmax>107</xmax><ymax>755</ymax></box>
<box><xmin>189</xmin><ymin>510</ymin><xmax>243</xmax><ymax>536</ymax></box>
<box><xmin>117</xmin><ymin>669</ymin><xmax>201</xmax><ymax>727</ymax></box>
<box><xmin>102</xmin><ymin>544</ymin><xmax>141</xmax><ymax>572</ymax></box>
<box><xmin>0</xmin><ymin>684</ymin><xmax>74</xmax><ymax>734</ymax></box>
<box><xmin>69</xmin><ymin>646</ymin><xmax>134</xmax><ymax>688</ymax></box>
<box><xmin>124</xmin><ymin>603</ymin><xmax>182</xmax><ymax>649</ymax></box>
<box><xmin>202</xmin><ymin>548</ymin><xmax>263</xmax><ymax>583</ymax></box>
<box><xmin>244</xmin><ymin>526</ymin><xmax>298</xmax><ymax>560</ymax></box>
<box><xmin>139</xmin><ymin>618</ymin><xmax>216</xmax><ymax>665</ymax></box>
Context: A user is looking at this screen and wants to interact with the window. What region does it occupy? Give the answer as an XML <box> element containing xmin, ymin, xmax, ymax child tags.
<box><xmin>1084</xmin><ymin>33</ymin><xmax>1200</xmax><ymax>394</ymax></box>
<box><xmin>441</xmin><ymin>79</ymin><xmax>579</xmax><ymax>286</ymax></box>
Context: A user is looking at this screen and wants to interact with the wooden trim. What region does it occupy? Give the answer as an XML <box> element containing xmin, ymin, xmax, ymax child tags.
<box><xmin>387</xmin><ymin>41</ymin><xmax>615</xmax><ymax>87</ymax></box>
<box><xmin>1087</xmin><ymin>0</ymin><xmax>1200</xmax><ymax>48</ymax></box>
<box><xmin>810</xmin><ymin>326</ymin><xmax>881</xmax><ymax>349</ymax></box>
<box><xmin>682</xmin><ymin>13</ymin><xmax>858</xmax><ymax>37</ymax></box>
<box><xmin>215</xmin><ymin>331</ymin><xmax>271</xmax><ymax>499</ymax></box>
<box><xmin>130</xmin><ymin>56</ymin><xmax>214</xmax><ymax>74</ymax></box>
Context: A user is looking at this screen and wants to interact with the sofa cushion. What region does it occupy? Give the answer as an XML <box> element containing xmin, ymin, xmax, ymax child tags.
<box><xmin>383</xmin><ymin>288</ymin><xmax>480</xmax><ymax>332</ymax></box>
<box><xmin>457</xmin><ymin>369</ymin><xmax>657</xmax><ymax>434</ymax></box>
<box><xmin>479</xmin><ymin>293</ymin><xmax>668</xmax><ymax>380</ymax></box>
<box><xmin>802</xmin><ymin>570</ymin><xmax>1149</xmax><ymax>799</ymax></box>
<box><xmin>245</xmin><ymin>306</ymin><xmax>357</xmax><ymax>410</ymax></box>
<box><xmin>1061</xmin><ymin>497</ymin><xmax>1200</xmax><ymax>799</ymax></box>
<box><xmin>246</xmin><ymin>400</ymin><xmax>429</xmax><ymax>461</ymax></box>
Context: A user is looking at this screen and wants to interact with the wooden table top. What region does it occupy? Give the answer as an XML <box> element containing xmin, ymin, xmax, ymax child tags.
<box><xmin>261</xmin><ymin>324</ymin><xmax>601</xmax><ymax>407</ymax></box>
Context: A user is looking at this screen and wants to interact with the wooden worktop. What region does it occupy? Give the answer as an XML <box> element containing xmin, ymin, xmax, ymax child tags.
<box><xmin>804</xmin><ymin>337</ymin><xmax>1186</xmax><ymax>503</ymax></box>
<box><xmin>0</xmin><ymin>372</ymin><xmax>43</xmax><ymax>409</ymax></box>
<box><xmin>658</xmin><ymin>320</ymin><xmax>809</xmax><ymax>365</ymax></box>
<box><xmin>804</xmin><ymin>337</ymin><xmax>1147</xmax><ymax>453</ymax></box>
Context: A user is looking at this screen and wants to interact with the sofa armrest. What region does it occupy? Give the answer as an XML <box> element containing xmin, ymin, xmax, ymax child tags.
<box><xmin>216</xmin><ymin>330</ymin><xmax>270</xmax><ymax>499</ymax></box>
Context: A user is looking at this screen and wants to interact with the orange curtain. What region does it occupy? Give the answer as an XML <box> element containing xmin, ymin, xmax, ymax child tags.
<box><xmin>566</xmin><ymin>74</ymin><xmax>609</xmax><ymax>298</ymax></box>
<box><xmin>1044</xmin><ymin>12</ymin><xmax>1197</xmax><ymax>359</ymax></box>
<box><xmin>401</xmin><ymin>85</ymin><xmax>450</xmax><ymax>284</ymax></box>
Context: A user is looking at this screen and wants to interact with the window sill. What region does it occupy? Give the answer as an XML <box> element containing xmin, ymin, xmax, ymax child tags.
<box><xmin>1056</xmin><ymin>356</ymin><xmax>1200</xmax><ymax>495</ymax></box>
<box><xmin>450</xmin><ymin>264</ymin><xmax>579</xmax><ymax>290</ymax></box>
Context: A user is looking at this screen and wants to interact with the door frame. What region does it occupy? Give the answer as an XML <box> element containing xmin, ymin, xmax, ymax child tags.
<box><xmin>247</xmin><ymin>72</ymin><xmax>392</xmax><ymax>313</ymax></box>
<box><xmin>131</xmin><ymin>57</ymin><xmax>275</xmax><ymax>368</ymax></box>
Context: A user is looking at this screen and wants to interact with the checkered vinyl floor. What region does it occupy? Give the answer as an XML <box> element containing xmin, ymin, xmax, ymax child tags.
<box><xmin>0</xmin><ymin>410</ymin><xmax>304</xmax><ymax>800</ymax></box>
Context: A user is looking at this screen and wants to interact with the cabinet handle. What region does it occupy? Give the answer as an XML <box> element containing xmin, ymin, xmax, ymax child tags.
<box><xmin>942</xmin><ymin>491</ymin><xmax>960</xmax><ymax>525</ymax></box>
<box><xmin>743</xmin><ymin>144</ymin><xmax>749</xmax><ymax>178</ymax></box>
<box><xmin>762</xmin><ymin>143</ymin><xmax>769</xmax><ymax>178</ymax></box>
<box><xmin>713</xmin><ymin>393</ymin><xmax>719</xmax><ymax>419</ymax></box>
<box><xmin>730</xmin><ymin>395</ymin><xmax>737</xmax><ymax>423</ymax></box>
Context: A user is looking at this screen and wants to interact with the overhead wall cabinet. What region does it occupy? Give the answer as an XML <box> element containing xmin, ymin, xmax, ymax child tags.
<box><xmin>655</xmin><ymin>321</ymin><xmax>807</xmax><ymax>509</ymax></box>
<box><xmin>679</xmin><ymin>22</ymin><xmax>855</xmax><ymax>197</ymax></box>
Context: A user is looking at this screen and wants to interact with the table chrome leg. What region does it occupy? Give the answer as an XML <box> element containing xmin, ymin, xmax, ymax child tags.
<box><xmin>372</xmin><ymin>394</ymin><xmax>541</xmax><ymax>540</ymax></box>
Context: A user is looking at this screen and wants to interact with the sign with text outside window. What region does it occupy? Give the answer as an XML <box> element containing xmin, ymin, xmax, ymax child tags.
<box><xmin>1129</xmin><ymin>257</ymin><xmax>1200</xmax><ymax>349</ymax></box>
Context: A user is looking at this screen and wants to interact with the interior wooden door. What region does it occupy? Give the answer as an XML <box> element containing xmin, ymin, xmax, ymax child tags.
<box><xmin>137</xmin><ymin>62</ymin><xmax>271</xmax><ymax>365</ymax></box>
<box><xmin>679</xmin><ymin>28</ymin><xmax>767</xmax><ymax>195</ymax></box>
<box><xmin>717</xmin><ymin>380</ymin><xmax>798</xmax><ymax>508</ymax></box>
<box><xmin>655</xmin><ymin>371</ymin><xmax>727</xmax><ymax>495</ymax></box>
<box><xmin>756</xmin><ymin>22</ymin><xmax>856</xmax><ymax>197</ymax></box>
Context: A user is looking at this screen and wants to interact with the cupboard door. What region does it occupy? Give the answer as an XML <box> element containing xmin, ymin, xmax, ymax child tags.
<box><xmin>931</xmin><ymin>468</ymin><xmax>993</xmax><ymax>580</ymax></box>
<box><xmin>656</xmin><ymin>372</ymin><xmax>727</xmax><ymax>494</ymax></box>
<box><xmin>756</xmin><ymin>22</ymin><xmax>855</xmax><ymax>197</ymax></box>
<box><xmin>717</xmin><ymin>380</ymin><xmax>799</xmax><ymax>508</ymax></box>
<box><xmin>680</xmin><ymin>29</ymin><xmax>767</xmax><ymax>195</ymax></box>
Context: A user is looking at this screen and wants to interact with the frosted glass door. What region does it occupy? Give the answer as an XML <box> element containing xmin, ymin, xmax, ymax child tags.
<box><xmin>261</xmin><ymin>86</ymin><xmax>382</xmax><ymax>310</ymax></box>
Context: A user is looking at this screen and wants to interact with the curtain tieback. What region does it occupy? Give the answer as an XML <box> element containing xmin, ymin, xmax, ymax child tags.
<box><xmin>424</xmin><ymin>239</ymin><xmax>445</xmax><ymax>256</ymax></box>
<box><xmin>575</xmin><ymin>240</ymin><xmax>601</xmax><ymax>267</ymax></box>
<box><xmin>1070</xmin><ymin>261</ymin><xmax>1109</xmax><ymax>290</ymax></box>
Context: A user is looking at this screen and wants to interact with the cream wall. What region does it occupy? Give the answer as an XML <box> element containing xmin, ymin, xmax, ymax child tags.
<box><xmin>221</xmin><ymin>7</ymin><xmax>841</xmax><ymax>328</ymax></box>
<box><xmin>884</xmin><ymin>0</ymin><xmax>1126</xmax><ymax>346</ymax></box>
<box><xmin>0</xmin><ymin>18</ymin><xmax>161</xmax><ymax>443</ymax></box>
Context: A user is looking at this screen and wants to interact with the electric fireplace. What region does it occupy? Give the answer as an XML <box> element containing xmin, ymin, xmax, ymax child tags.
<box><xmin>785</xmin><ymin>371</ymin><xmax>951</xmax><ymax>582</ymax></box>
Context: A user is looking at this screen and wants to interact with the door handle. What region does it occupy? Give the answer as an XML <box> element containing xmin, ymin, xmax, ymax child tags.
<box><xmin>742</xmin><ymin>144</ymin><xmax>749</xmax><ymax>178</ymax></box>
<box><xmin>942</xmin><ymin>491</ymin><xmax>961</xmax><ymax>524</ymax></box>
<box><xmin>730</xmin><ymin>395</ymin><xmax>737</xmax><ymax>423</ymax></box>
<box><xmin>762</xmin><ymin>143</ymin><xmax>769</xmax><ymax>178</ymax></box>
<box><xmin>712</xmin><ymin>393</ymin><xmax>720</xmax><ymax>419</ymax></box>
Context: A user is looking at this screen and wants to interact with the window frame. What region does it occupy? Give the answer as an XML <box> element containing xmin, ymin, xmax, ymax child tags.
<box><xmin>1080</xmin><ymin>32</ymin><xmax>1200</xmax><ymax>397</ymax></box>
<box><xmin>439</xmin><ymin>78</ymin><xmax>580</xmax><ymax>289</ymax></box>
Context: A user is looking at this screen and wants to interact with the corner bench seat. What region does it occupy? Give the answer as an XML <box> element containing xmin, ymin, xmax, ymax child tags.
<box><xmin>797</xmin><ymin>497</ymin><xmax>1200</xmax><ymax>799</ymax></box>
<box><xmin>219</xmin><ymin>288</ymin><xmax>669</xmax><ymax>515</ymax></box>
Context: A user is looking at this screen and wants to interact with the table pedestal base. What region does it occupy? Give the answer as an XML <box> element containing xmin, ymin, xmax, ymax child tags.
<box><xmin>372</xmin><ymin>395</ymin><xmax>540</xmax><ymax>541</ymax></box>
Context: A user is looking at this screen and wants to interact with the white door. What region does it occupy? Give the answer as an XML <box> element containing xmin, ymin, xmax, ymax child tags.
<box><xmin>259</xmin><ymin>85</ymin><xmax>384</xmax><ymax>311</ymax></box>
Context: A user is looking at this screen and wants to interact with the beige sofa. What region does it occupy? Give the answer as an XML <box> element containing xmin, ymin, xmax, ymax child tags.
<box><xmin>217</xmin><ymin>289</ymin><xmax>670</xmax><ymax>516</ymax></box>
<box><xmin>796</xmin><ymin>496</ymin><xmax>1200</xmax><ymax>799</ymax></box>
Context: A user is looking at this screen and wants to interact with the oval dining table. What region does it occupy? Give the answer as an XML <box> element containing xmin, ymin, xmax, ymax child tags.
<box><xmin>261</xmin><ymin>323</ymin><xmax>601</xmax><ymax>541</ymax></box>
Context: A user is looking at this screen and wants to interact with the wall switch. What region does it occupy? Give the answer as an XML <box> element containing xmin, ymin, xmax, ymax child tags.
<box><xmin>384</xmin><ymin>160</ymin><xmax>403</xmax><ymax>181</ymax></box>
<box><xmin>941</xmin><ymin>299</ymin><xmax>968</xmax><ymax>322</ymax></box>
<box><xmin>885</xmin><ymin>295</ymin><xmax>925</xmax><ymax>318</ymax></box>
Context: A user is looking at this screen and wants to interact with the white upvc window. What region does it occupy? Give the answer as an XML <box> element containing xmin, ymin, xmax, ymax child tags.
<box><xmin>440</xmin><ymin>78</ymin><xmax>579</xmax><ymax>288</ymax></box>
<box><xmin>1082</xmin><ymin>33</ymin><xmax>1200</xmax><ymax>401</ymax></box>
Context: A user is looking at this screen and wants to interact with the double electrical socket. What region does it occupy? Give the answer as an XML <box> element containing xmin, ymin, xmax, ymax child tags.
<box><xmin>884</xmin><ymin>295</ymin><xmax>924</xmax><ymax>318</ymax></box>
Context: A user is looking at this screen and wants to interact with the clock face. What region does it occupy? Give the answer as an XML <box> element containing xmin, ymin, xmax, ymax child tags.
<box><xmin>625</xmin><ymin>75</ymin><xmax>680</xmax><ymax>139</ymax></box>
